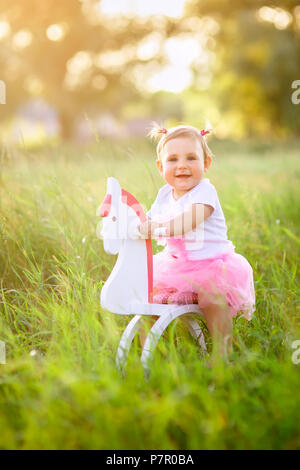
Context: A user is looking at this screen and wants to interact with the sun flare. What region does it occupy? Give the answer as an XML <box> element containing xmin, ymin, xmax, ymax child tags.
<box><xmin>99</xmin><ymin>0</ymin><xmax>187</xmax><ymax>18</ymax></box>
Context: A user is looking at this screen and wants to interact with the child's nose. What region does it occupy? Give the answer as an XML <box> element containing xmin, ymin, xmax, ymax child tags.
<box><xmin>177</xmin><ymin>160</ymin><xmax>188</xmax><ymax>168</ymax></box>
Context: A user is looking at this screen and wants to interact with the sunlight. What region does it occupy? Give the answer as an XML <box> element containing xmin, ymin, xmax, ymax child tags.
<box><xmin>94</xmin><ymin>31</ymin><xmax>209</xmax><ymax>94</ymax></box>
<box><xmin>65</xmin><ymin>51</ymin><xmax>93</xmax><ymax>90</ymax></box>
<box><xmin>24</xmin><ymin>76</ymin><xmax>44</xmax><ymax>95</ymax></box>
<box><xmin>147</xmin><ymin>65</ymin><xmax>192</xmax><ymax>93</ymax></box>
<box><xmin>99</xmin><ymin>0</ymin><xmax>187</xmax><ymax>18</ymax></box>
<box><xmin>273</xmin><ymin>10</ymin><xmax>292</xmax><ymax>29</ymax></box>
<box><xmin>95</xmin><ymin>46</ymin><xmax>135</xmax><ymax>72</ymax></box>
<box><xmin>143</xmin><ymin>34</ymin><xmax>209</xmax><ymax>93</ymax></box>
<box><xmin>137</xmin><ymin>32</ymin><xmax>163</xmax><ymax>61</ymax></box>
<box><xmin>67</xmin><ymin>51</ymin><xmax>93</xmax><ymax>76</ymax></box>
<box><xmin>46</xmin><ymin>24</ymin><xmax>66</xmax><ymax>41</ymax></box>
<box><xmin>0</xmin><ymin>21</ymin><xmax>10</xmax><ymax>40</ymax></box>
<box><xmin>13</xmin><ymin>30</ymin><xmax>32</xmax><ymax>49</ymax></box>
<box><xmin>257</xmin><ymin>6</ymin><xmax>292</xmax><ymax>30</ymax></box>
<box><xmin>82</xmin><ymin>0</ymin><xmax>211</xmax><ymax>94</ymax></box>
<box><xmin>164</xmin><ymin>36</ymin><xmax>200</xmax><ymax>66</ymax></box>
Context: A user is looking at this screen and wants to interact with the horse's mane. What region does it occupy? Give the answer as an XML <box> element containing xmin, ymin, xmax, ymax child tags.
<box><xmin>121</xmin><ymin>189</ymin><xmax>147</xmax><ymax>223</ymax></box>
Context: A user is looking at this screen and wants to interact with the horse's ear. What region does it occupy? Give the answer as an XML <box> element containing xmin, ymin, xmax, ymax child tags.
<box><xmin>98</xmin><ymin>194</ymin><xmax>112</xmax><ymax>217</ymax></box>
<box><xmin>107</xmin><ymin>177</ymin><xmax>121</xmax><ymax>197</ymax></box>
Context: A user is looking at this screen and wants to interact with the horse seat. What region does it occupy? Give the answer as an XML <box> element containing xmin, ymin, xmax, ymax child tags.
<box><xmin>153</xmin><ymin>290</ymin><xmax>198</xmax><ymax>305</ymax></box>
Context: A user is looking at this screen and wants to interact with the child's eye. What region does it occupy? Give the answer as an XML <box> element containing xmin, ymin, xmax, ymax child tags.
<box><xmin>187</xmin><ymin>156</ymin><xmax>196</xmax><ymax>160</ymax></box>
<box><xmin>168</xmin><ymin>157</ymin><xmax>177</xmax><ymax>162</ymax></box>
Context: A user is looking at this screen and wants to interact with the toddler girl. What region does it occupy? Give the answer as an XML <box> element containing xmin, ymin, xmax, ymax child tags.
<box><xmin>138</xmin><ymin>124</ymin><xmax>255</xmax><ymax>358</ymax></box>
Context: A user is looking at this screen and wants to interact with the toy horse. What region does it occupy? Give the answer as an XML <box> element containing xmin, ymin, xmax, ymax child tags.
<box><xmin>97</xmin><ymin>177</ymin><xmax>207</xmax><ymax>373</ymax></box>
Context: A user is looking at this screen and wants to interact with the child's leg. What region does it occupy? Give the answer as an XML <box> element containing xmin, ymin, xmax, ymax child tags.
<box><xmin>201</xmin><ymin>301</ymin><xmax>232</xmax><ymax>359</ymax></box>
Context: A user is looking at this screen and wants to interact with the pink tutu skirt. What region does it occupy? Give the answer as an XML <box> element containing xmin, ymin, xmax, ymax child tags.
<box><xmin>153</xmin><ymin>238</ymin><xmax>255</xmax><ymax>320</ymax></box>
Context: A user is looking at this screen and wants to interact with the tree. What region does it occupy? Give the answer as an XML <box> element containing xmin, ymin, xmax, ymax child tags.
<box><xmin>186</xmin><ymin>0</ymin><xmax>300</xmax><ymax>136</ymax></box>
<box><xmin>0</xmin><ymin>0</ymin><xmax>161</xmax><ymax>138</ymax></box>
<box><xmin>0</xmin><ymin>0</ymin><xmax>299</xmax><ymax>139</ymax></box>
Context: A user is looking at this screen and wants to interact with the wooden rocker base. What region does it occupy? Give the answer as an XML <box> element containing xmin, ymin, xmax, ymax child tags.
<box><xmin>116</xmin><ymin>309</ymin><xmax>207</xmax><ymax>374</ymax></box>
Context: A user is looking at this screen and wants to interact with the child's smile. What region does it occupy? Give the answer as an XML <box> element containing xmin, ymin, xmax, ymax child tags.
<box><xmin>156</xmin><ymin>136</ymin><xmax>211</xmax><ymax>200</ymax></box>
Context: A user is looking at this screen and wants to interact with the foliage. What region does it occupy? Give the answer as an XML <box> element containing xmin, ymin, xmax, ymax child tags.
<box><xmin>0</xmin><ymin>0</ymin><xmax>158</xmax><ymax>137</ymax></box>
<box><xmin>187</xmin><ymin>0</ymin><xmax>300</xmax><ymax>136</ymax></box>
<box><xmin>0</xmin><ymin>0</ymin><xmax>299</xmax><ymax>138</ymax></box>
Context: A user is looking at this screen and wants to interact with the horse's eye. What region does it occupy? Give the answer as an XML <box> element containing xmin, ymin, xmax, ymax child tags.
<box><xmin>112</xmin><ymin>216</ymin><xmax>117</xmax><ymax>222</ymax></box>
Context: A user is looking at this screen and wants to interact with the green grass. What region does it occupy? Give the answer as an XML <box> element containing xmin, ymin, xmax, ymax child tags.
<box><xmin>0</xmin><ymin>138</ymin><xmax>299</xmax><ymax>449</ymax></box>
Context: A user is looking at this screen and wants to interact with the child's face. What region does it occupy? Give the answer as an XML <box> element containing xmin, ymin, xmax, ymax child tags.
<box><xmin>157</xmin><ymin>136</ymin><xmax>211</xmax><ymax>199</ymax></box>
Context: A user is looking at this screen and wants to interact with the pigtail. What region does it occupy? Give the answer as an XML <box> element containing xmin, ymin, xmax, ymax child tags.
<box><xmin>200</xmin><ymin>120</ymin><xmax>214</xmax><ymax>160</ymax></box>
<box><xmin>147</xmin><ymin>122</ymin><xmax>168</xmax><ymax>141</ymax></box>
<box><xmin>200</xmin><ymin>120</ymin><xmax>213</xmax><ymax>138</ymax></box>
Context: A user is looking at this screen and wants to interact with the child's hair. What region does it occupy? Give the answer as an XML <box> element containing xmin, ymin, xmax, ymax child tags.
<box><xmin>148</xmin><ymin>123</ymin><xmax>214</xmax><ymax>162</ymax></box>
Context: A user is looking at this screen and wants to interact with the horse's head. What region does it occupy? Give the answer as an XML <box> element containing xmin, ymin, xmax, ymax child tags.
<box><xmin>97</xmin><ymin>177</ymin><xmax>144</xmax><ymax>255</ymax></box>
<box><xmin>97</xmin><ymin>177</ymin><xmax>123</xmax><ymax>254</ymax></box>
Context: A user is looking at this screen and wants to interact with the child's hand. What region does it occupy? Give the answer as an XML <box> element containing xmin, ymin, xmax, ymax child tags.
<box><xmin>138</xmin><ymin>219</ymin><xmax>161</xmax><ymax>239</ymax></box>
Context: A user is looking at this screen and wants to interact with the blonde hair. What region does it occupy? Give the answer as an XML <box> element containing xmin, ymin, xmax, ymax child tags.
<box><xmin>148</xmin><ymin>123</ymin><xmax>214</xmax><ymax>162</ymax></box>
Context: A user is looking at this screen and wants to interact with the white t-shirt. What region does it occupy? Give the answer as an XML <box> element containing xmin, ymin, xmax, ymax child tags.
<box><xmin>147</xmin><ymin>178</ymin><xmax>235</xmax><ymax>260</ymax></box>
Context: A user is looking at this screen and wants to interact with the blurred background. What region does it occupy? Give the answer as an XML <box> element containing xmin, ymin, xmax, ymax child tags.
<box><xmin>0</xmin><ymin>0</ymin><xmax>299</xmax><ymax>146</ymax></box>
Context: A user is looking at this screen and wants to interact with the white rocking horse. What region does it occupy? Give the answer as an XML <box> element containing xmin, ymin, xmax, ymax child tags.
<box><xmin>97</xmin><ymin>177</ymin><xmax>207</xmax><ymax>373</ymax></box>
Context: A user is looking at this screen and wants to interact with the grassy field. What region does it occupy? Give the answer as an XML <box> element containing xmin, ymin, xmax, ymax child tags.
<box><xmin>0</xmin><ymin>138</ymin><xmax>299</xmax><ymax>449</ymax></box>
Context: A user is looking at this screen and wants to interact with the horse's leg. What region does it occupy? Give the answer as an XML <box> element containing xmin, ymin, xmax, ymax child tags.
<box><xmin>138</xmin><ymin>315</ymin><xmax>158</xmax><ymax>348</ymax></box>
<box><xmin>141</xmin><ymin>307</ymin><xmax>192</xmax><ymax>374</ymax></box>
<box><xmin>116</xmin><ymin>315</ymin><xmax>143</xmax><ymax>373</ymax></box>
<box><xmin>180</xmin><ymin>315</ymin><xmax>207</xmax><ymax>353</ymax></box>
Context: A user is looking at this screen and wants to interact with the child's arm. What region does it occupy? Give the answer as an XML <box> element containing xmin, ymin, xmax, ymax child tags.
<box><xmin>139</xmin><ymin>203</ymin><xmax>213</xmax><ymax>239</ymax></box>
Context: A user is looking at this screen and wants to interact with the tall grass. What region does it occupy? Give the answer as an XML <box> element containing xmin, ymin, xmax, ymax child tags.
<box><xmin>0</xmin><ymin>138</ymin><xmax>299</xmax><ymax>449</ymax></box>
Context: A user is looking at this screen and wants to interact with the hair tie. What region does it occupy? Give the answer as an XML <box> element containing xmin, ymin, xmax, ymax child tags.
<box><xmin>200</xmin><ymin>129</ymin><xmax>210</xmax><ymax>136</ymax></box>
<box><xmin>159</xmin><ymin>128</ymin><xmax>168</xmax><ymax>134</ymax></box>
